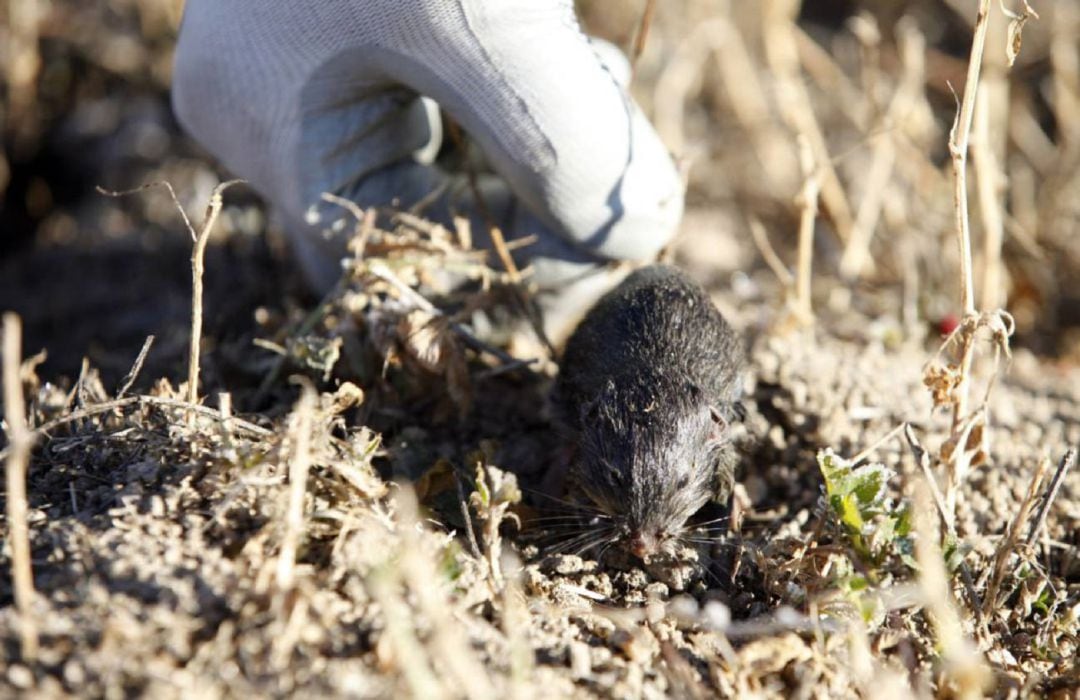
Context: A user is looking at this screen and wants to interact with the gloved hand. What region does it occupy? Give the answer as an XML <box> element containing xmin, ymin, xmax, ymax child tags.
<box><xmin>172</xmin><ymin>0</ymin><xmax>683</xmax><ymax>322</ymax></box>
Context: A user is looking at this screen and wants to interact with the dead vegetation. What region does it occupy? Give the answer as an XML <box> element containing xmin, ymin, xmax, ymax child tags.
<box><xmin>2</xmin><ymin>0</ymin><xmax>1079</xmax><ymax>697</ymax></box>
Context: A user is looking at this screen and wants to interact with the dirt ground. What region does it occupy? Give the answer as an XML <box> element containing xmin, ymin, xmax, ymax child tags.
<box><xmin>1</xmin><ymin>1</ymin><xmax>1078</xmax><ymax>698</ymax></box>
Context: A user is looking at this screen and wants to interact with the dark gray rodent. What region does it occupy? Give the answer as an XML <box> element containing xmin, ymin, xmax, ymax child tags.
<box><xmin>553</xmin><ymin>264</ymin><xmax>746</xmax><ymax>559</ymax></box>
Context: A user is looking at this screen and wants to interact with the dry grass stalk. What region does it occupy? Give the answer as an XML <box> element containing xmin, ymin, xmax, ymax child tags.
<box><xmin>711</xmin><ymin>5</ymin><xmax>799</xmax><ymax>191</ymax></box>
<box><xmin>367</xmin><ymin>262</ymin><xmax>526</xmax><ymax>368</ymax></box>
<box><xmin>4</xmin><ymin>0</ymin><xmax>42</xmax><ymax>118</ymax></box>
<box><xmin>971</xmin><ymin>89</ymin><xmax>1008</xmax><ymax>311</ymax></box>
<box><xmin>982</xmin><ymin>455</ymin><xmax>1049</xmax><ymax>616</ymax></box>
<box><xmin>2</xmin><ymin>313</ymin><xmax>39</xmax><ymax>662</ymax></box>
<box><xmin>794</xmin><ymin>135</ymin><xmax>819</xmax><ymax>325</ymax></box>
<box><xmin>839</xmin><ymin>18</ymin><xmax>927</xmax><ymax>280</ymax></box>
<box><xmin>931</xmin><ymin>0</ymin><xmax>1027</xmax><ymax>524</ymax></box>
<box><xmin>749</xmin><ymin>217</ymin><xmax>794</xmax><ymax>290</ymax></box>
<box><xmin>912</xmin><ymin>481</ymin><xmax>990</xmax><ymax>699</ymax></box>
<box><xmin>187</xmin><ymin>180</ymin><xmax>245</xmax><ymax>406</ymax></box>
<box><xmin>367</xmin><ymin>562</ymin><xmax>444</xmax><ymax>699</ymax></box>
<box><xmin>373</xmin><ymin>487</ymin><xmax>497</xmax><ymax>699</ymax></box>
<box><xmin>762</xmin><ymin>0</ymin><xmax>855</xmax><ymax>245</ymax></box>
<box><xmin>948</xmin><ymin>0</ymin><xmax>991</xmax><ymax>321</ymax></box>
<box><xmin>971</xmin><ymin>4</ymin><xmax>1011</xmax><ymax>312</ymax></box>
<box><xmin>1025</xmin><ymin>447</ymin><xmax>1076</xmax><ymax>547</ymax></box>
<box><xmin>97</xmin><ymin>180</ymin><xmax>244</xmax><ymax>406</ymax></box>
<box><xmin>275</xmin><ymin>380</ymin><xmax>317</xmax><ymax>593</ymax></box>
<box><xmin>630</xmin><ymin>0</ymin><xmax>658</xmax><ymax>77</ymax></box>
<box><xmin>1050</xmin><ymin>0</ymin><xmax>1080</xmax><ymax>149</ymax></box>
<box><xmin>116</xmin><ymin>335</ymin><xmax>154</xmax><ymax>399</ymax></box>
<box><xmin>501</xmin><ymin>560</ymin><xmax>534</xmax><ymax>700</ymax></box>
<box><xmin>0</xmin><ymin>394</ymin><xmax>271</xmax><ymax>466</ymax></box>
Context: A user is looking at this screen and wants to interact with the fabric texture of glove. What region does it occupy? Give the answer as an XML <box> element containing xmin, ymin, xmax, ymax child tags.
<box><xmin>172</xmin><ymin>0</ymin><xmax>684</xmax><ymax>293</ymax></box>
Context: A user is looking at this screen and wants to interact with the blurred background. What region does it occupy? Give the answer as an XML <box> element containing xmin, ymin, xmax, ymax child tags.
<box><xmin>1</xmin><ymin>0</ymin><xmax>1078</xmax><ymax>386</ymax></box>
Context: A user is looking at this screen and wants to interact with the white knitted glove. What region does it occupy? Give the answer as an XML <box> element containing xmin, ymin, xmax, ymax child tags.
<box><xmin>172</xmin><ymin>0</ymin><xmax>683</xmax><ymax>293</ymax></box>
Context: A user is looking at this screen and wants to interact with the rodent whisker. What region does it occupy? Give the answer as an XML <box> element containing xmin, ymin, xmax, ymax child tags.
<box><xmin>526</xmin><ymin>513</ymin><xmax>611</xmax><ymax>525</ymax></box>
<box><xmin>684</xmin><ymin>526</ymin><xmax>728</xmax><ymax>537</ymax></box>
<box><xmin>688</xmin><ymin>515</ymin><xmax>730</xmax><ymax>528</ymax></box>
<box><xmin>547</xmin><ymin>528</ymin><xmax>607</xmax><ymax>554</ymax></box>
<box><xmin>571</xmin><ymin>532</ymin><xmax>621</xmax><ymax>557</ymax></box>
<box><xmin>544</xmin><ymin>520</ymin><xmax>619</xmax><ymax>557</ymax></box>
<box><xmin>521</xmin><ymin>487</ymin><xmax>609</xmax><ymax>516</ymax></box>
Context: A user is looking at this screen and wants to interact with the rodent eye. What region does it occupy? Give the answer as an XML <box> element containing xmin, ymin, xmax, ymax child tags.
<box><xmin>603</xmin><ymin>460</ymin><xmax>624</xmax><ymax>487</ymax></box>
<box><xmin>675</xmin><ymin>475</ymin><xmax>690</xmax><ymax>490</ymax></box>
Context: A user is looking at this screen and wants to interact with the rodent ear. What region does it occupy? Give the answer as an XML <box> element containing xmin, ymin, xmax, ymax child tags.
<box><xmin>732</xmin><ymin>401</ymin><xmax>747</xmax><ymax>422</ymax></box>
<box><xmin>709</xmin><ymin>405</ymin><xmax>729</xmax><ymax>441</ymax></box>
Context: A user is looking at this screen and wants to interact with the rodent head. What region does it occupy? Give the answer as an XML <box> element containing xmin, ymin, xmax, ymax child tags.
<box><xmin>574</xmin><ymin>379</ymin><xmax>739</xmax><ymax>559</ymax></box>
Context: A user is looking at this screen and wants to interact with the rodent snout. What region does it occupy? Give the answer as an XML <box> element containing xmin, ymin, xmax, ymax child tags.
<box><xmin>628</xmin><ymin>530</ymin><xmax>661</xmax><ymax>559</ymax></box>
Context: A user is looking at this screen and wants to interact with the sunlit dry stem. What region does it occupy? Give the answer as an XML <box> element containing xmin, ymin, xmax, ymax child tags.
<box><xmin>276</xmin><ymin>380</ymin><xmax>316</xmax><ymax>592</ymax></box>
<box><xmin>3</xmin><ymin>313</ymin><xmax>39</xmax><ymax>661</ymax></box>
<box><xmin>762</xmin><ymin>0</ymin><xmax>855</xmax><ymax>245</ymax></box>
<box><xmin>188</xmin><ymin>180</ymin><xmax>245</xmax><ymax>406</ymax></box>
<box><xmin>630</xmin><ymin>0</ymin><xmax>657</xmax><ymax>78</ymax></box>
<box><xmin>972</xmin><ymin>74</ymin><xmax>1007</xmax><ymax>312</ymax></box>
<box><xmin>949</xmin><ymin>0</ymin><xmax>990</xmax><ymax>320</ymax></box>
<box><xmin>795</xmin><ymin>135</ymin><xmax>820</xmax><ymax>324</ymax></box>
<box><xmin>944</xmin><ymin>0</ymin><xmax>993</xmax><ymax>464</ymax></box>
<box><xmin>912</xmin><ymin>482</ymin><xmax>991</xmax><ymax>699</ymax></box>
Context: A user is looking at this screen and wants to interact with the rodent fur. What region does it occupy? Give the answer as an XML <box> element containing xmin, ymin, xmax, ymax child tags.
<box><xmin>553</xmin><ymin>264</ymin><xmax>745</xmax><ymax>558</ymax></box>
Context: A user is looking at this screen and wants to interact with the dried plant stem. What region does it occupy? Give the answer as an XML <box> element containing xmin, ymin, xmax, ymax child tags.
<box><xmin>3</xmin><ymin>313</ymin><xmax>39</xmax><ymax>661</ymax></box>
<box><xmin>749</xmin><ymin>217</ymin><xmax>793</xmax><ymax>289</ymax></box>
<box><xmin>367</xmin><ymin>564</ymin><xmax>443</xmax><ymax>699</ymax></box>
<box><xmin>276</xmin><ymin>381</ymin><xmax>316</xmax><ymax>592</ymax></box>
<box><xmin>1026</xmin><ymin>447</ymin><xmax>1076</xmax><ymax>547</ymax></box>
<box><xmin>949</xmin><ymin>0</ymin><xmax>990</xmax><ymax>321</ymax></box>
<box><xmin>630</xmin><ymin>0</ymin><xmax>658</xmax><ymax>77</ymax></box>
<box><xmin>367</xmin><ymin>262</ymin><xmax>531</xmax><ymax>368</ymax></box>
<box><xmin>5</xmin><ymin>0</ymin><xmax>41</xmax><ymax>119</ymax></box>
<box><xmin>97</xmin><ymin>180</ymin><xmax>244</xmax><ymax>406</ymax></box>
<box><xmin>983</xmin><ymin>455</ymin><xmax>1049</xmax><ymax>615</ymax></box>
<box><xmin>188</xmin><ymin>180</ymin><xmax>245</xmax><ymax>405</ymax></box>
<box><xmin>971</xmin><ymin>91</ymin><xmax>1007</xmax><ymax>312</ymax></box>
<box><xmin>839</xmin><ymin>19</ymin><xmax>926</xmax><ymax>280</ymax></box>
<box><xmin>794</xmin><ymin>136</ymin><xmax>820</xmax><ymax>324</ymax></box>
<box><xmin>941</xmin><ymin>1</ymin><xmax>992</xmax><ymax>519</ymax></box>
<box><xmin>1050</xmin><ymin>1</ymin><xmax>1080</xmax><ymax>149</ymax></box>
<box><xmin>0</xmin><ymin>394</ymin><xmax>271</xmax><ymax>465</ymax></box>
<box><xmin>912</xmin><ymin>481</ymin><xmax>990</xmax><ymax>699</ymax></box>
<box><xmin>117</xmin><ymin>335</ymin><xmax>155</xmax><ymax>399</ymax></box>
<box><xmin>763</xmin><ymin>0</ymin><xmax>855</xmax><ymax>245</ymax></box>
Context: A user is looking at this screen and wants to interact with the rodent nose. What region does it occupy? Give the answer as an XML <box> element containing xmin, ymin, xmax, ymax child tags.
<box><xmin>628</xmin><ymin>531</ymin><xmax>657</xmax><ymax>558</ymax></box>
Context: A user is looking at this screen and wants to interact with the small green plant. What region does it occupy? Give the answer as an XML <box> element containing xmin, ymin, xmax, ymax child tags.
<box><xmin>817</xmin><ymin>449</ymin><xmax>914</xmax><ymax>568</ymax></box>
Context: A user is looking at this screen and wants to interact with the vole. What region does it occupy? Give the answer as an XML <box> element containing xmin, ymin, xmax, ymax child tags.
<box><xmin>552</xmin><ymin>264</ymin><xmax>746</xmax><ymax>560</ymax></box>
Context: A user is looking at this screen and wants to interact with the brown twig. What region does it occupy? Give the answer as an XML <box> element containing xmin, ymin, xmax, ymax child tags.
<box><xmin>1025</xmin><ymin>447</ymin><xmax>1076</xmax><ymax>547</ymax></box>
<box><xmin>97</xmin><ymin>180</ymin><xmax>245</xmax><ymax>406</ymax></box>
<box><xmin>2</xmin><ymin>313</ymin><xmax>39</xmax><ymax>661</ymax></box>
<box><xmin>116</xmin><ymin>335</ymin><xmax>155</xmax><ymax>399</ymax></box>
<box><xmin>188</xmin><ymin>180</ymin><xmax>246</xmax><ymax>405</ymax></box>
<box><xmin>276</xmin><ymin>380</ymin><xmax>316</xmax><ymax>592</ymax></box>
<box><xmin>911</xmin><ymin>481</ymin><xmax>990</xmax><ymax>699</ymax></box>
<box><xmin>630</xmin><ymin>0</ymin><xmax>658</xmax><ymax>78</ymax></box>
<box><xmin>937</xmin><ymin>0</ymin><xmax>1003</xmax><ymax>525</ymax></box>
<box><xmin>971</xmin><ymin>90</ymin><xmax>1008</xmax><ymax>311</ymax></box>
<box><xmin>984</xmin><ymin>455</ymin><xmax>1050</xmax><ymax>614</ymax></box>
<box><xmin>762</xmin><ymin>0</ymin><xmax>856</xmax><ymax>245</ymax></box>
<box><xmin>794</xmin><ymin>135</ymin><xmax>820</xmax><ymax>325</ymax></box>
<box><xmin>748</xmin><ymin>217</ymin><xmax>794</xmax><ymax>289</ymax></box>
<box><xmin>367</xmin><ymin>262</ymin><xmax>533</xmax><ymax>369</ymax></box>
<box><xmin>948</xmin><ymin>0</ymin><xmax>990</xmax><ymax>320</ymax></box>
<box><xmin>0</xmin><ymin>394</ymin><xmax>272</xmax><ymax>464</ymax></box>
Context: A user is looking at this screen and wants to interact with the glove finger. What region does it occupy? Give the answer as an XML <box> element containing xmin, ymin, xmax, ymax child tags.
<box><xmin>368</xmin><ymin>0</ymin><xmax>684</xmax><ymax>262</ymax></box>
